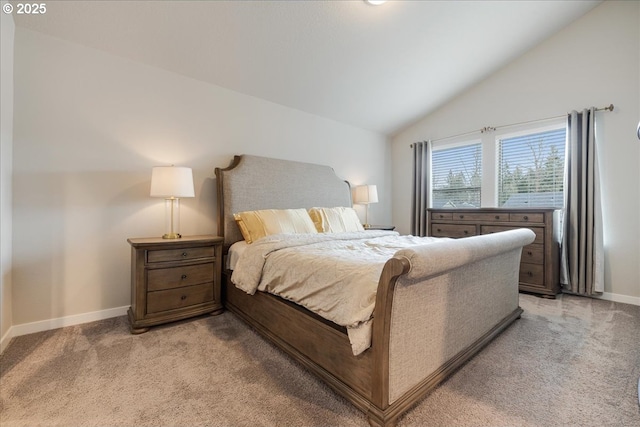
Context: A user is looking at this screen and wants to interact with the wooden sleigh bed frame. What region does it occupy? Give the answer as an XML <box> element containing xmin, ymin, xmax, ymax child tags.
<box><xmin>215</xmin><ymin>155</ymin><xmax>535</xmax><ymax>427</ymax></box>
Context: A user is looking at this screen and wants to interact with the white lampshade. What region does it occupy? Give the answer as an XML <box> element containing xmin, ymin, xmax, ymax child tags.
<box><xmin>354</xmin><ymin>185</ymin><xmax>378</xmax><ymax>204</ymax></box>
<box><xmin>150</xmin><ymin>166</ymin><xmax>195</xmax><ymax>198</ymax></box>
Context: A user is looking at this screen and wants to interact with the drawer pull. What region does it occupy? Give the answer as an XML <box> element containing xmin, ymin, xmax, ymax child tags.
<box><xmin>180</xmin><ymin>295</ymin><xmax>187</xmax><ymax>301</ymax></box>
<box><xmin>463</xmin><ymin>230</ymin><xmax>469</xmax><ymax>235</ymax></box>
<box><xmin>523</xmin><ymin>215</ymin><xmax>529</xmax><ymax>221</ymax></box>
<box><xmin>181</xmin><ymin>274</ymin><xmax>187</xmax><ymax>280</ymax></box>
<box><xmin>495</xmin><ymin>215</ymin><xmax>500</xmax><ymax>220</ymax></box>
<box><xmin>437</xmin><ymin>228</ymin><xmax>442</xmax><ymax>232</ymax></box>
<box><xmin>527</xmin><ymin>251</ymin><xmax>533</xmax><ymax>256</ymax></box>
<box><xmin>459</xmin><ymin>215</ymin><xmax>464</xmax><ymax>219</ymax></box>
<box><xmin>181</xmin><ymin>252</ymin><xmax>188</xmax><ymax>257</ymax></box>
<box><xmin>527</xmin><ymin>271</ymin><xmax>533</xmax><ymax>277</ymax></box>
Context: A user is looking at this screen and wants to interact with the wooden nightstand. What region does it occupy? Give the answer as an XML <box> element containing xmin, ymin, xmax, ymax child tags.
<box><xmin>364</xmin><ymin>225</ymin><xmax>396</xmax><ymax>231</ymax></box>
<box><xmin>127</xmin><ymin>235</ymin><xmax>224</xmax><ymax>334</ymax></box>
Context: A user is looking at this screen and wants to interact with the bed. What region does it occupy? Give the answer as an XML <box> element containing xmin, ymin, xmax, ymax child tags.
<box><xmin>215</xmin><ymin>154</ymin><xmax>535</xmax><ymax>427</ymax></box>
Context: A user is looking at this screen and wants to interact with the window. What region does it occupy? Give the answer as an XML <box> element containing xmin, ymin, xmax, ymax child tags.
<box><xmin>431</xmin><ymin>142</ymin><xmax>481</xmax><ymax>208</ymax></box>
<box><xmin>429</xmin><ymin>121</ymin><xmax>566</xmax><ymax>209</ymax></box>
<box><xmin>498</xmin><ymin>127</ymin><xmax>565</xmax><ymax>208</ymax></box>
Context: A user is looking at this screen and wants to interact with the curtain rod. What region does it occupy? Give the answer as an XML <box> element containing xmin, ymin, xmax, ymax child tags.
<box><xmin>410</xmin><ymin>104</ymin><xmax>614</xmax><ymax>147</ymax></box>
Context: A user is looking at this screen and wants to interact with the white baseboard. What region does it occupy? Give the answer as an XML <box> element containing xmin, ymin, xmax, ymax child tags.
<box><xmin>1</xmin><ymin>306</ymin><xmax>129</xmax><ymax>354</ymax></box>
<box><xmin>0</xmin><ymin>327</ymin><xmax>13</xmax><ymax>354</ymax></box>
<box><xmin>596</xmin><ymin>292</ymin><xmax>640</xmax><ymax>307</ymax></box>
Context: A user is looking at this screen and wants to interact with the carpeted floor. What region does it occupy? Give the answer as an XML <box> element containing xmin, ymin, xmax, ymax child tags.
<box><xmin>1</xmin><ymin>294</ymin><xmax>639</xmax><ymax>427</ymax></box>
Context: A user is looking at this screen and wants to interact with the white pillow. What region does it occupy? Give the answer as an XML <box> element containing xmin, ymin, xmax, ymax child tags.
<box><xmin>308</xmin><ymin>207</ymin><xmax>364</xmax><ymax>233</ymax></box>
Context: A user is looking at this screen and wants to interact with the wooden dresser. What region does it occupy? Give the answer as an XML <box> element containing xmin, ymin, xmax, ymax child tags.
<box><xmin>127</xmin><ymin>235</ymin><xmax>224</xmax><ymax>333</ymax></box>
<box><xmin>428</xmin><ymin>208</ymin><xmax>560</xmax><ymax>298</ymax></box>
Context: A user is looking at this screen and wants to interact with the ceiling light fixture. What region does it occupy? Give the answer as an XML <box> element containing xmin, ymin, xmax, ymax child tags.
<box><xmin>366</xmin><ymin>0</ymin><xmax>387</xmax><ymax>5</ymax></box>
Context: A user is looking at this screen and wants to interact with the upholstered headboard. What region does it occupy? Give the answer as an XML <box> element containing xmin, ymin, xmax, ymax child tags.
<box><xmin>215</xmin><ymin>155</ymin><xmax>353</xmax><ymax>247</ymax></box>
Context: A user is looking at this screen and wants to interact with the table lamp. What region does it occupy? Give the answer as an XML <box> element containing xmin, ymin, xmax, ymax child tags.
<box><xmin>150</xmin><ymin>165</ymin><xmax>195</xmax><ymax>239</ymax></box>
<box><xmin>353</xmin><ymin>184</ymin><xmax>378</xmax><ymax>228</ymax></box>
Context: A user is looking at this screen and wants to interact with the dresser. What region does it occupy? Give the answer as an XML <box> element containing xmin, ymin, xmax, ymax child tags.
<box><xmin>428</xmin><ymin>208</ymin><xmax>560</xmax><ymax>298</ymax></box>
<box><xmin>127</xmin><ymin>235</ymin><xmax>224</xmax><ymax>333</ymax></box>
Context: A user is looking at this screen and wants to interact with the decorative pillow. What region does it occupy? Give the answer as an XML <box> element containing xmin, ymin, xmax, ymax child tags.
<box><xmin>233</xmin><ymin>208</ymin><xmax>318</xmax><ymax>244</ymax></box>
<box><xmin>308</xmin><ymin>207</ymin><xmax>364</xmax><ymax>233</ymax></box>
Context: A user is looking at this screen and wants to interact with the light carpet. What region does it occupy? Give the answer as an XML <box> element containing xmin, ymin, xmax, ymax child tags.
<box><xmin>1</xmin><ymin>294</ymin><xmax>639</xmax><ymax>426</ymax></box>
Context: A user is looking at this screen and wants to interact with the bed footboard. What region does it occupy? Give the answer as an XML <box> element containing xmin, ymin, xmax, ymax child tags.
<box><xmin>367</xmin><ymin>228</ymin><xmax>535</xmax><ymax>427</ymax></box>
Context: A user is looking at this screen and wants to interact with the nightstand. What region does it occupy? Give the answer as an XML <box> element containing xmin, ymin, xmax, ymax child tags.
<box><xmin>127</xmin><ymin>235</ymin><xmax>224</xmax><ymax>334</ymax></box>
<box><xmin>364</xmin><ymin>225</ymin><xmax>396</xmax><ymax>231</ymax></box>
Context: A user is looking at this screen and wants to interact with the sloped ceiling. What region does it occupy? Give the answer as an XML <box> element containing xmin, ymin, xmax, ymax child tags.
<box><xmin>13</xmin><ymin>0</ymin><xmax>601</xmax><ymax>135</ymax></box>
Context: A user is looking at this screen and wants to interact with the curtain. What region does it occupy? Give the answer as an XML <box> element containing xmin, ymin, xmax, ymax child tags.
<box><xmin>561</xmin><ymin>108</ymin><xmax>604</xmax><ymax>295</ymax></box>
<box><xmin>411</xmin><ymin>141</ymin><xmax>431</xmax><ymax>236</ymax></box>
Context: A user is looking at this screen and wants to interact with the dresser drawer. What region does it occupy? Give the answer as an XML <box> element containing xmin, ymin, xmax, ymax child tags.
<box><xmin>521</xmin><ymin>245</ymin><xmax>544</xmax><ymax>264</ymax></box>
<box><xmin>430</xmin><ymin>212</ymin><xmax>453</xmax><ymax>221</ymax></box>
<box><xmin>510</xmin><ymin>213</ymin><xmax>544</xmax><ymax>223</ymax></box>
<box><xmin>519</xmin><ymin>263</ymin><xmax>544</xmax><ymax>286</ymax></box>
<box><xmin>147</xmin><ymin>246</ymin><xmax>215</xmax><ymax>263</ymax></box>
<box><xmin>431</xmin><ymin>223</ymin><xmax>477</xmax><ymax>238</ymax></box>
<box><xmin>147</xmin><ymin>282</ymin><xmax>214</xmax><ymax>314</ymax></box>
<box><xmin>147</xmin><ymin>263</ymin><xmax>214</xmax><ymax>291</ymax></box>
<box><xmin>481</xmin><ymin>225</ymin><xmax>544</xmax><ymax>244</ymax></box>
<box><xmin>451</xmin><ymin>212</ymin><xmax>509</xmax><ymax>222</ymax></box>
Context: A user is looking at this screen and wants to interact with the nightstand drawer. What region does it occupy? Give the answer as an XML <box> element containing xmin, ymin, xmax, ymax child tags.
<box><xmin>431</xmin><ymin>223</ymin><xmax>477</xmax><ymax>238</ymax></box>
<box><xmin>519</xmin><ymin>263</ymin><xmax>544</xmax><ymax>286</ymax></box>
<box><xmin>147</xmin><ymin>246</ymin><xmax>215</xmax><ymax>263</ymax></box>
<box><xmin>521</xmin><ymin>245</ymin><xmax>544</xmax><ymax>264</ymax></box>
<box><xmin>147</xmin><ymin>263</ymin><xmax>214</xmax><ymax>291</ymax></box>
<box><xmin>147</xmin><ymin>282</ymin><xmax>214</xmax><ymax>314</ymax></box>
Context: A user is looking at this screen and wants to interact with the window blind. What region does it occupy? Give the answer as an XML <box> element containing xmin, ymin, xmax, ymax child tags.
<box><xmin>431</xmin><ymin>143</ymin><xmax>482</xmax><ymax>208</ymax></box>
<box><xmin>498</xmin><ymin>128</ymin><xmax>566</xmax><ymax>208</ymax></box>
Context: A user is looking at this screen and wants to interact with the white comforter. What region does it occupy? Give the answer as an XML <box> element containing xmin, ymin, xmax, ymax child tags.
<box><xmin>231</xmin><ymin>231</ymin><xmax>443</xmax><ymax>355</ymax></box>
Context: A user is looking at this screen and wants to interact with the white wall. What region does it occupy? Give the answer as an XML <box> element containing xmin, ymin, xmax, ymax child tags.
<box><xmin>1</xmin><ymin>12</ymin><xmax>15</xmax><ymax>351</ymax></box>
<box><xmin>392</xmin><ymin>1</ymin><xmax>640</xmax><ymax>303</ymax></box>
<box><xmin>11</xmin><ymin>28</ymin><xmax>391</xmax><ymax>328</ymax></box>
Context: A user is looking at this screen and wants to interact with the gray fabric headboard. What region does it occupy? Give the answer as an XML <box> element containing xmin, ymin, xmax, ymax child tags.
<box><xmin>215</xmin><ymin>155</ymin><xmax>353</xmax><ymax>247</ymax></box>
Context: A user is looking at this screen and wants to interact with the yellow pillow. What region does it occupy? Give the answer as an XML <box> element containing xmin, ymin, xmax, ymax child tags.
<box><xmin>233</xmin><ymin>208</ymin><xmax>318</xmax><ymax>244</ymax></box>
<box><xmin>308</xmin><ymin>207</ymin><xmax>364</xmax><ymax>233</ymax></box>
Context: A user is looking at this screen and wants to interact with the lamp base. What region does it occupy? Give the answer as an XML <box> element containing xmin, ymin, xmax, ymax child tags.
<box><xmin>162</xmin><ymin>198</ymin><xmax>182</xmax><ymax>239</ymax></box>
<box><xmin>162</xmin><ymin>232</ymin><xmax>182</xmax><ymax>239</ymax></box>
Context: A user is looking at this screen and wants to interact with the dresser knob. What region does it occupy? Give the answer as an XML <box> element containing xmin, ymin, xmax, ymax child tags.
<box><xmin>181</xmin><ymin>274</ymin><xmax>187</xmax><ymax>280</ymax></box>
<box><xmin>527</xmin><ymin>271</ymin><xmax>533</xmax><ymax>277</ymax></box>
<box><xmin>464</xmin><ymin>230</ymin><xmax>469</xmax><ymax>235</ymax></box>
<box><xmin>181</xmin><ymin>295</ymin><xmax>187</xmax><ymax>301</ymax></box>
<box><xmin>437</xmin><ymin>228</ymin><xmax>441</xmax><ymax>232</ymax></box>
<box><xmin>527</xmin><ymin>251</ymin><xmax>533</xmax><ymax>256</ymax></box>
<box><xmin>495</xmin><ymin>215</ymin><xmax>500</xmax><ymax>220</ymax></box>
<box><xmin>523</xmin><ymin>216</ymin><xmax>529</xmax><ymax>221</ymax></box>
<box><xmin>181</xmin><ymin>252</ymin><xmax>188</xmax><ymax>257</ymax></box>
<box><xmin>459</xmin><ymin>215</ymin><xmax>464</xmax><ymax>219</ymax></box>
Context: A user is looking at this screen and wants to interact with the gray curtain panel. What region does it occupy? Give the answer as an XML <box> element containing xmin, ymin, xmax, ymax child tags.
<box><xmin>411</xmin><ymin>141</ymin><xmax>430</xmax><ymax>236</ymax></box>
<box><xmin>561</xmin><ymin>108</ymin><xmax>604</xmax><ymax>295</ymax></box>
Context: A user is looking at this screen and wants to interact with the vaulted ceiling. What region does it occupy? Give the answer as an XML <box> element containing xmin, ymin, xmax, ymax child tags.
<box><xmin>13</xmin><ymin>0</ymin><xmax>601</xmax><ymax>135</ymax></box>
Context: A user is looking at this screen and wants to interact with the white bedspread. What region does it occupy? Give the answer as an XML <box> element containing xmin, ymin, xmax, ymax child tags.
<box><xmin>231</xmin><ymin>231</ymin><xmax>443</xmax><ymax>355</ymax></box>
